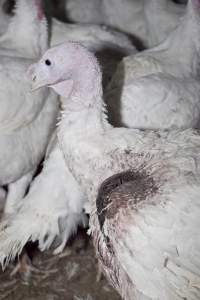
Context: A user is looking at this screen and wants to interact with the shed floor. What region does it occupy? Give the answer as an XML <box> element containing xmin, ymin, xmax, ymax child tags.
<box><xmin>0</xmin><ymin>232</ymin><xmax>121</xmax><ymax>300</ymax></box>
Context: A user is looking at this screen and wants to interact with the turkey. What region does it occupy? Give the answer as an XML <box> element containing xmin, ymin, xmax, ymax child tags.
<box><xmin>50</xmin><ymin>19</ymin><xmax>134</xmax><ymax>51</ymax></box>
<box><xmin>0</xmin><ymin>0</ymin><xmax>137</xmax><ymax>87</ymax></box>
<box><xmin>106</xmin><ymin>0</ymin><xmax>200</xmax><ymax>130</ymax></box>
<box><xmin>0</xmin><ymin>0</ymin><xmax>58</xmax><ymax>216</ymax></box>
<box><xmin>0</xmin><ymin>0</ymin><xmax>15</xmax><ymax>209</ymax></box>
<box><xmin>65</xmin><ymin>0</ymin><xmax>186</xmax><ymax>47</ymax></box>
<box><xmin>27</xmin><ymin>41</ymin><xmax>200</xmax><ymax>300</ymax></box>
<box><xmin>0</xmin><ymin>133</ymin><xmax>87</xmax><ymax>268</ymax></box>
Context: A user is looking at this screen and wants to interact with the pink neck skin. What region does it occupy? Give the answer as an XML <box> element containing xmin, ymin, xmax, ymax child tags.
<box><xmin>33</xmin><ymin>0</ymin><xmax>44</xmax><ymax>21</ymax></box>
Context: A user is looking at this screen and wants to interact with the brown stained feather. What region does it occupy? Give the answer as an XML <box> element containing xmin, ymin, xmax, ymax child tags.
<box><xmin>96</xmin><ymin>170</ymin><xmax>158</xmax><ymax>239</ymax></box>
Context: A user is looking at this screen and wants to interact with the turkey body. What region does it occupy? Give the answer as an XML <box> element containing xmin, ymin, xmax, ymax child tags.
<box><xmin>28</xmin><ymin>41</ymin><xmax>200</xmax><ymax>300</ymax></box>
<box><xmin>106</xmin><ymin>0</ymin><xmax>200</xmax><ymax>130</ymax></box>
<box><xmin>0</xmin><ymin>58</ymin><xmax>57</xmax><ymax>185</ymax></box>
<box><xmin>65</xmin><ymin>0</ymin><xmax>186</xmax><ymax>47</ymax></box>
<box><xmin>0</xmin><ymin>0</ymin><xmax>59</xmax><ymax>214</ymax></box>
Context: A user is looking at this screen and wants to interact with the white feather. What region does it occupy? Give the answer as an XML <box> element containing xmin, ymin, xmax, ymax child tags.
<box><xmin>0</xmin><ymin>134</ymin><xmax>87</xmax><ymax>268</ymax></box>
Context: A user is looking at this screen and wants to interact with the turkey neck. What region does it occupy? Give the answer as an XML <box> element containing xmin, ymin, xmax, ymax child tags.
<box><xmin>57</xmin><ymin>56</ymin><xmax>114</xmax><ymax>201</ymax></box>
<box><xmin>58</xmin><ymin>62</ymin><xmax>110</xmax><ymax>140</ymax></box>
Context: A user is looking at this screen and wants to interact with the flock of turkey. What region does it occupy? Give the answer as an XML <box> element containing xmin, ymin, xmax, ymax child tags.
<box><xmin>0</xmin><ymin>0</ymin><xmax>199</xmax><ymax>299</ymax></box>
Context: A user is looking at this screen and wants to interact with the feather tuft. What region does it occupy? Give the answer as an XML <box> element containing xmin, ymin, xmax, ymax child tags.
<box><xmin>0</xmin><ymin>208</ymin><xmax>86</xmax><ymax>269</ymax></box>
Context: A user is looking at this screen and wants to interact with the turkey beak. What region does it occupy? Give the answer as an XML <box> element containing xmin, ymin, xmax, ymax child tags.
<box><xmin>31</xmin><ymin>75</ymin><xmax>39</xmax><ymax>91</ymax></box>
<box><xmin>27</xmin><ymin>63</ymin><xmax>47</xmax><ymax>91</ymax></box>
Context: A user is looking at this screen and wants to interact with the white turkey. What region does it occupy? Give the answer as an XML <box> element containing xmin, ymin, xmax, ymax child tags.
<box><xmin>0</xmin><ymin>0</ymin><xmax>15</xmax><ymax>211</ymax></box>
<box><xmin>0</xmin><ymin>0</ymin><xmax>137</xmax><ymax>87</ymax></box>
<box><xmin>26</xmin><ymin>41</ymin><xmax>200</xmax><ymax>300</ymax></box>
<box><xmin>65</xmin><ymin>0</ymin><xmax>186</xmax><ymax>47</ymax></box>
<box><xmin>0</xmin><ymin>0</ymin><xmax>58</xmax><ymax>216</ymax></box>
<box><xmin>0</xmin><ymin>133</ymin><xmax>87</xmax><ymax>269</ymax></box>
<box><xmin>50</xmin><ymin>19</ymin><xmax>134</xmax><ymax>52</ymax></box>
<box><xmin>106</xmin><ymin>0</ymin><xmax>200</xmax><ymax>130</ymax></box>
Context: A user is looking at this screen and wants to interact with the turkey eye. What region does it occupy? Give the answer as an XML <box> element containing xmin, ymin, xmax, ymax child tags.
<box><xmin>45</xmin><ymin>59</ymin><xmax>51</xmax><ymax>66</ymax></box>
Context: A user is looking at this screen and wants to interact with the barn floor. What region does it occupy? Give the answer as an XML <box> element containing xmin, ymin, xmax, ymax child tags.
<box><xmin>0</xmin><ymin>231</ymin><xmax>121</xmax><ymax>300</ymax></box>
<box><xmin>0</xmin><ymin>189</ymin><xmax>120</xmax><ymax>300</ymax></box>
